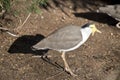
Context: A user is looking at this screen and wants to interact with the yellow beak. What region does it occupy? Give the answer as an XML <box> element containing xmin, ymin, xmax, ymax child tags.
<box><xmin>90</xmin><ymin>24</ymin><xmax>102</xmax><ymax>36</ymax></box>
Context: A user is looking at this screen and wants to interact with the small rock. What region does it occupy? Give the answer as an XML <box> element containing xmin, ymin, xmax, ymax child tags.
<box><xmin>62</xmin><ymin>16</ymin><xmax>66</xmax><ymax>20</ymax></box>
<box><xmin>41</xmin><ymin>16</ymin><xmax>44</xmax><ymax>19</ymax></box>
<box><xmin>53</xmin><ymin>10</ymin><xmax>56</xmax><ymax>13</ymax></box>
<box><xmin>69</xmin><ymin>6</ymin><xmax>72</xmax><ymax>9</ymax></box>
<box><xmin>110</xmin><ymin>33</ymin><xmax>113</xmax><ymax>36</ymax></box>
<box><xmin>61</xmin><ymin>16</ymin><xmax>66</xmax><ymax>22</ymax></box>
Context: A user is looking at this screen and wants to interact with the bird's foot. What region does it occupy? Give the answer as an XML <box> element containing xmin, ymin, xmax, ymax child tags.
<box><xmin>65</xmin><ymin>67</ymin><xmax>77</xmax><ymax>77</ymax></box>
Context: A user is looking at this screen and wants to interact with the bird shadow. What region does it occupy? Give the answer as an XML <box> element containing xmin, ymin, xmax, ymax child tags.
<box><xmin>8</xmin><ymin>34</ymin><xmax>48</xmax><ymax>56</ymax></box>
<box><xmin>8</xmin><ymin>34</ymin><xmax>64</xmax><ymax>71</ymax></box>
<box><xmin>74</xmin><ymin>12</ymin><xmax>119</xmax><ymax>27</ymax></box>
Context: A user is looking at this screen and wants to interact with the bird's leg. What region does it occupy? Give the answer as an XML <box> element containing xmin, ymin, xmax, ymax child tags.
<box><xmin>116</xmin><ymin>22</ymin><xmax>120</xmax><ymax>28</ymax></box>
<box><xmin>61</xmin><ymin>52</ymin><xmax>77</xmax><ymax>76</ymax></box>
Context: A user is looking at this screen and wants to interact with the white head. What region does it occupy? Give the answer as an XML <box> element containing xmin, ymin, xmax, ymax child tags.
<box><xmin>81</xmin><ymin>23</ymin><xmax>101</xmax><ymax>36</ymax></box>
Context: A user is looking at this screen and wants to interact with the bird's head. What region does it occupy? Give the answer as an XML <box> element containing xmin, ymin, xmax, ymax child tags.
<box><xmin>89</xmin><ymin>23</ymin><xmax>102</xmax><ymax>36</ymax></box>
<box><xmin>82</xmin><ymin>23</ymin><xmax>102</xmax><ymax>36</ymax></box>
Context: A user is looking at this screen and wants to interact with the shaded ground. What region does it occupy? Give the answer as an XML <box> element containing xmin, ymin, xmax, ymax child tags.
<box><xmin>0</xmin><ymin>0</ymin><xmax>120</xmax><ymax>80</ymax></box>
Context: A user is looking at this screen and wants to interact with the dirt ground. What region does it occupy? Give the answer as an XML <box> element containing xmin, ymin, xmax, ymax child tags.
<box><xmin>0</xmin><ymin>0</ymin><xmax>120</xmax><ymax>80</ymax></box>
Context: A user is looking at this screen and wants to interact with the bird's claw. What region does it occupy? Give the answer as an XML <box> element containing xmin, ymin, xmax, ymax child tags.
<box><xmin>65</xmin><ymin>67</ymin><xmax>77</xmax><ymax>77</ymax></box>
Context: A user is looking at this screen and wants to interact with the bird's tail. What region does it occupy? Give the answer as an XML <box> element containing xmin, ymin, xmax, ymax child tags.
<box><xmin>32</xmin><ymin>41</ymin><xmax>47</xmax><ymax>51</ymax></box>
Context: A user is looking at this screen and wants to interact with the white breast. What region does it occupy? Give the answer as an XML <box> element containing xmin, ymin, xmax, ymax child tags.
<box><xmin>58</xmin><ymin>28</ymin><xmax>92</xmax><ymax>52</ymax></box>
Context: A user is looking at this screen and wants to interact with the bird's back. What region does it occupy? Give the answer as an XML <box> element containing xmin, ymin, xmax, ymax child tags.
<box><xmin>32</xmin><ymin>25</ymin><xmax>83</xmax><ymax>51</ymax></box>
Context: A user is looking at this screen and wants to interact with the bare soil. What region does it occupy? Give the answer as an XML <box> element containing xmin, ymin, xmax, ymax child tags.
<box><xmin>0</xmin><ymin>0</ymin><xmax>120</xmax><ymax>80</ymax></box>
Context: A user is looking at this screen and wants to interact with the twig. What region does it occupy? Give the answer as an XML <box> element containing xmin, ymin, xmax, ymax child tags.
<box><xmin>32</xmin><ymin>55</ymin><xmax>52</xmax><ymax>58</ymax></box>
<box><xmin>20</xmin><ymin>13</ymin><xmax>31</xmax><ymax>28</ymax></box>
<box><xmin>0</xmin><ymin>27</ymin><xmax>9</xmax><ymax>31</ymax></box>
<box><xmin>6</xmin><ymin>31</ymin><xmax>19</xmax><ymax>37</ymax></box>
<box><xmin>16</xmin><ymin>13</ymin><xmax>31</xmax><ymax>31</ymax></box>
<box><xmin>0</xmin><ymin>27</ymin><xmax>19</xmax><ymax>37</ymax></box>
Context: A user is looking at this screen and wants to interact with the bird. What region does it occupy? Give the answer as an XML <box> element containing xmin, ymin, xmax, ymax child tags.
<box><xmin>32</xmin><ymin>23</ymin><xmax>101</xmax><ymax>76</ymax></box>
<box><xmin>98</xmin><ymin>5</ymin><xmax>120</xmax><ymax>28</ymax></box>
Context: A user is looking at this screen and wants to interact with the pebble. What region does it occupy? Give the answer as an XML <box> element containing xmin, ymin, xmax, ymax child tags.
<box><xmin>61</xmin><ymin>16</ymin><xmax>66</xmax><ymax>22</ymax></box>
<box><xmin>62</xmin><ymin>16</ymin><xmax>66</xmax><ymax>20</ymax></box>
<box><xmin>41</xmin><ymin>16</ymin><xmax>44</xmax><ymax>19</ymax></box>
<box><xmin>110</xmin><ymin>33</ymin><xmax>113</xmax><ymax>36</ymax></box>
<box><xmin>69</xmin><ymin>6</ymin><xmax>72</xmax><ymax>9</ymax></box>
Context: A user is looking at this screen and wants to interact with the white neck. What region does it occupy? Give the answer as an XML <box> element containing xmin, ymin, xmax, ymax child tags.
<box><xmin>80</xmin><ymin>27</ymin><xmax>92</xmax><ymax>44</ymax></box>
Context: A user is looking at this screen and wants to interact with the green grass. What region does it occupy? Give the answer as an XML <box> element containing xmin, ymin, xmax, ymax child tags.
<box><xmin>0</xmin><ymin>0</ymin><xmax>48</xmax><ymax>15</ymax></box>
<box><xmin>28</xmin><ymin>0</ymin><xmax>48</xmax><ymax>14</ymax></box>
<box><xmin>0</xmin><ymin>0</ymin><xmax>11</xmax><ymax>12</ymax></box>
